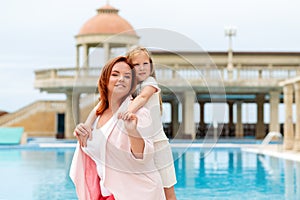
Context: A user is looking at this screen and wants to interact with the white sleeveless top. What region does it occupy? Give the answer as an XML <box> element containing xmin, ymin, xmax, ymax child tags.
<box><xmin>82</xmin><ymin>116</ymin><xmax>115</xmax><ymax>197</ymax></box>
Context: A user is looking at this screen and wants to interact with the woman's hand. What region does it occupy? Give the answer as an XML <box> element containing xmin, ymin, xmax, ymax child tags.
<box><xmin>120</xmin><ymin>113</ymin><xmax>145</xmax><ymax>158</ymax></box>
<box><xmin>73</xmin><ymin>123</ymin><xmax>93</xmax><ymax>147</ymax></box>
<box><xmin>117</xmin><ymin>111</ymin><xmax>133</xmax><ymax>121</ymax></box>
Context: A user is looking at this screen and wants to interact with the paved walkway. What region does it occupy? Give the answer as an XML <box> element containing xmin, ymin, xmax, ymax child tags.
<box><xmin>242</xmin><ymin>144</ymin><xmax>300</xmax><ymax>162</ymax></box>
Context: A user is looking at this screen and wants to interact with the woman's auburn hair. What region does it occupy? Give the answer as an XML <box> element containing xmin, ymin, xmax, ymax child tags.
<box><xmin>96</xmin><ymin>56</ymin><xmax>136</xmax><ymax>116</ymax></box>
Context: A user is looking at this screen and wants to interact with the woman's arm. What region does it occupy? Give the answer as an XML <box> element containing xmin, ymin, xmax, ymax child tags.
<box><xmin>123</xmin><ymin>113</ymin><xmax>145</xmax><ymax>159</ymax></box>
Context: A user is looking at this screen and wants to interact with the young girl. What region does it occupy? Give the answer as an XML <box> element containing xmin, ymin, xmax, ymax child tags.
<box><xmin>75</xmin><ymin>46</ymin><xmax>177</xmax><ymax>200</ymax></box>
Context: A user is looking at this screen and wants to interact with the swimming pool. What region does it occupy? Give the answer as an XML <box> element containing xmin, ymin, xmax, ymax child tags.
<box><xmin>173</xmin><ymin>147</ymin><xmax>300</xmax><ymax>200</ymax></box>
<box><xmin>0</xmin><ymin>145</ymin><xmax>299</xmax><ymax>200</ymax></box>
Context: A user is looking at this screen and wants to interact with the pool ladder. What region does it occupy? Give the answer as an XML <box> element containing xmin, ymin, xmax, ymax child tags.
<box><xmin>259</xmin><ymin>131</ymin><xmax>283</xmax><ymax>153</ymax></box>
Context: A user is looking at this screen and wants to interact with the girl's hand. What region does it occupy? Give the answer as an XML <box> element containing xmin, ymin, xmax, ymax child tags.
<box><xmin>73</xmin><ymin>123</ymin><xmax>93</xmax><ymax>147</ymax></box>
<box><xmin>118</xmin><ymin>111</ymin><xmax>133</xmax><ymax>120</ymax></box>
<box><xmin>123</xmin><ymin>113</ymin><xmax>138</xmax><ymax>135</ymax></box>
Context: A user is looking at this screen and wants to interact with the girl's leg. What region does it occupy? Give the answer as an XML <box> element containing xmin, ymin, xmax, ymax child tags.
<box><xmin>164</xmin><ymin>186</ymin><xmax>177</xmax><ymax>200</ymax></box>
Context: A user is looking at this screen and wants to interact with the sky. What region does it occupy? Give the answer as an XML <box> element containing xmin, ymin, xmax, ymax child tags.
<box><xmin>1</xmin><ymin>0</ymin><xmax>300</xmax><ymax>113</ymax></box>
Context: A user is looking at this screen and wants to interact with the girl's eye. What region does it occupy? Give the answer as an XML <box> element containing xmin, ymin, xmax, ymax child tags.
<box><xmin>111</xmin><ymin>73</ymin><xmax>118</xmax><ymax>77</ymax></box>
<box><xmin>125</xmin><ymin>76</ymin><xmax>131</xmax><ymax>79</ymax></box>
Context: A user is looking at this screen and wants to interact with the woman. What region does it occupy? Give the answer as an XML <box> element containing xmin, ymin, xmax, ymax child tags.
<box><xmin>69</xmin><ymin>56</ymin><xmax>165</xmax><ymax>200</ymax></box>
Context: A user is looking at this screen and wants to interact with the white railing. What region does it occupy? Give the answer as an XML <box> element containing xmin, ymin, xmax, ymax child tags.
<box><xmin>35</xmin><ymin>65</ymin><xmax>300</xmax><ymax>83</ymax></box>
<box><xmin>35</xmin><ymin>67</ymin><xmax>101</xmax><ymax>80</ymax></box>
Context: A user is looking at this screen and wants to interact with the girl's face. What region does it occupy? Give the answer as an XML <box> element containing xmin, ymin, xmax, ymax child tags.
<box><xmin>108</xmin><ymin>61</ymin><xmax>133</xmax><ymax>99</ymax></box>
<box><xmin>131</xmin><ymin>52</ymin><xmax>151</xmax><ymax>82</ymax></box>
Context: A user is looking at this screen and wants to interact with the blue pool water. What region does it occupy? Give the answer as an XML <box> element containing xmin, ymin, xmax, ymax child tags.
<box><xmin>0</xmin><ymin>146</ymin><xmax>299</xmax><ymax>200</ymax></box>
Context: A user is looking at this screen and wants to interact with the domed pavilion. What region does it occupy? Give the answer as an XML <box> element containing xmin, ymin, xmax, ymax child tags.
<box><xmin>75</xmin><ymin>4</ymin><xmax>139</xmax><ymax>67</ymax></box>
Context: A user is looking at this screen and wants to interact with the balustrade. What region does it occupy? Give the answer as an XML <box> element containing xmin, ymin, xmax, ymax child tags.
<box><xmin>35</xmin><ymin>65</ymin><xmax>298</xmax><ymax>83</ymax></box>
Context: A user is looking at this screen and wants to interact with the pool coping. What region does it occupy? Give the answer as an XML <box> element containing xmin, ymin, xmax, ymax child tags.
<box><xmin>242</xmin><ymin>145</ymin><xmax>300</xmax><ymax>163</ymax></box>
<box><xmin>1</xmin><ymin>139</ymin><xmax>300</xmax><ymax>163</ymax></box>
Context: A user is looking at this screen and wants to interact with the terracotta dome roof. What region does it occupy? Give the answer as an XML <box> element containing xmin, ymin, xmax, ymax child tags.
<box><xmin>78</xmin><ymin>4</ymin><xmax>137</xmax><ymax>36</ymax></box>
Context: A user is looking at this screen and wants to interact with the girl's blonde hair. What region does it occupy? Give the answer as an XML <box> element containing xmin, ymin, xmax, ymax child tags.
<box><xmin>126</xmin><ymin>46</ymin><xmax>163</xmax><ymax>114</ymax></box>
<box><xmin>126</xmin><ymin>46</ymin><xmax>157</xmax><ymax>79</ymax></box>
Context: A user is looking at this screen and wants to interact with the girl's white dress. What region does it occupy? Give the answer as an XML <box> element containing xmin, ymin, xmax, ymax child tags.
<box><xmin>137</xmin><ymin>76</ymin><xmax>177</xmax><ymax>188</ymax></box>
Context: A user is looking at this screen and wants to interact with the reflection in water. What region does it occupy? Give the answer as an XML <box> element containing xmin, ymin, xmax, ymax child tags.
<box><xmin>296</xmin><ymin>162</ymin><xmax>300</xmax><ymax>199</ymax></box>
<box><xmin>269</xmin><ymin>156</ymin><xmax>280</xmax><ymax>178</ymax></box>
<box><xmin>256</xmin><ymin>155</ymin><xmax>266</xmax><ymax>186</ymax></box>
<box><xmin>228</xmin><ymin>152</ymin><xmax>234</xmax><ymax>173</ymax></box>
<box><xmin>285</xmin><ymin>160</ymin><xmax>294</xmax><ymax>200</ymax></box>
<box><xmin>31</xmin><ymin>150</ymin><xmax>75</xmax><ymax>199</ymax></box>
<box><xmin>236</xmin><ymin>152</ymin><xmax>242</xmax><ymax>174</ymax></box>
<box><xmin>173</xmin><ymin>148</ymin><xmax>300</xmax><ymax>199</ymax></box>
<box><xmin>199</xmin><ymin>152</ymin><xmax>205</xmax><ymax>176</ymax></box>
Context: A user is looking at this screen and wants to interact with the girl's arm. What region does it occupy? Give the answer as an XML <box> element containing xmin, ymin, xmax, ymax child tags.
<box><xmin>128</xmin><ymin>85</ymin><xmax>157</xmax><ymax>113</ymax></box>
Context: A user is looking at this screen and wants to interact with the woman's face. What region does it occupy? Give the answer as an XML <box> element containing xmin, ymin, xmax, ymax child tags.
<box><xmin>108</xmin><ymin>61</ymin><xmax>133</xmax><ymax>99</ymax></box>
<box><xmin>131</xmin><ymin>52</ymin><xmax>151</xmax><ymax>82</ymax></box>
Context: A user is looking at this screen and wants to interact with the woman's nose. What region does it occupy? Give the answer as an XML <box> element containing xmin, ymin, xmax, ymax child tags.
<box><xmin>119</xmin><ymin>75</ymin><xmax>124</xmax><ymax>81</ymax></box>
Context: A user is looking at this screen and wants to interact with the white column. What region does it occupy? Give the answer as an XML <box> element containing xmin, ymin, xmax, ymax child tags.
<box><xmin>82</xmin><ymin>44</ymin><xmax>89</xmax><ymax>68</ymax></box>
<box><xmin>294</xmin><ymin>81</ymin><xmax>300</xmax><ymax>151</ymax></box>
<box><xmin>235</xmin><ymin>101</ymin><xmax>243</xmax><ymax>138</ymax></box>
<box><xmin>76</xmin><ymin>45</ymin><xmax>80</xmax><ymax>68</ymax></box>
<box><xmin>65</xmin><ymin>91</ymin><xmax>76</xmax><ymax>139</ymax></box>
<box><xmin>283</xmin><ymin>84</ymin><xmax>294</xmax><ymax>150</ymax></box>
<box><xmin>182</xmin><ymin>91</ymin><xmax>195</xmax><ymax>139</ymax></box>
<box><xmin>72</xmin><ymin>93</ymin><xmax>80</xmax><ymax>126</ymax></box>
<box><xmin>103</xmin><ymin>42</ymin><xmax>110</xmax><ymax>63</ymax></box>
<box><xmin>75</xmin><ymin>45</ymin><xmax>80</xmax><ymax>77</ymax></box>
<box><xmin>269</xmin><ymin>90</ymin><xmax>280</xmax><ymax>133</ymax></box>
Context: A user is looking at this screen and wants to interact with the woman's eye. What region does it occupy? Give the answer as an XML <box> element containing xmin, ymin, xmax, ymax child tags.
<box><xmin>125</xmin><ymin>76</ymin><xmax>131</xmax><ymax>79</ymax></box>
